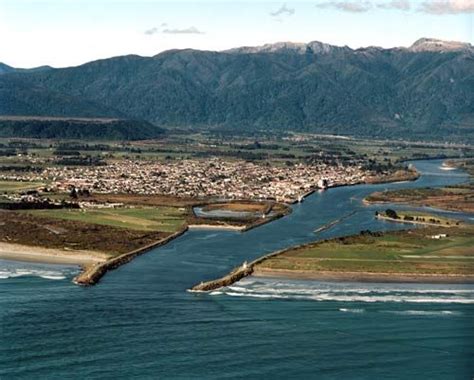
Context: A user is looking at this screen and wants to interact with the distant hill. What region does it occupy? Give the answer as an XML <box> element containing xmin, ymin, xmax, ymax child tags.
<box><xmin>1</xmin><ymin>38</ymin><xmax>473</xmax><ymax>142</ymax></box>
<box><xmin>0</xmin><ymin>62</ymin><xmax>53</xmax><ymax>75</ymax></box>
<box><xmin>0</xmin><ymin>63</ymin><xmax>15</xmax><ymax>75</ymax></box>
<box><xmin>0</xmin><ymin>116</ymin><xmax>165</xmax><ymax>140</ymax></box>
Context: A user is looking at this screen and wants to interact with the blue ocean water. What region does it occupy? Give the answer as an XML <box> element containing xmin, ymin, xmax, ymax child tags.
<box><xmin>0</xmin><ymin>160</ymin><xmax>473</xmax><ymax>379</ymax></box>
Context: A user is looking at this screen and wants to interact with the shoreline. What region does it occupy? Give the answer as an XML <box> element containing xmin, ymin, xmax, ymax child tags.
<box><xmin>279</xmin><ymin>167</ymin><xmax>419</xmax><ymax>205</ymax></box>
<box><xmin>190</xmin><ymin>256</ymin><xmax>474</xmax><ymax>292</ymax></box>
<box><xmin>253</xmin><ymin>268</ymin><xmax>474</xmax><ymax>284</ymax></box>
<box><xmin>190</xmin><ymin>222</ymin><xmax>473</xmax><ymax>292</ymax></box>
<box><xmin>363</xmin><ymin>197</ymin><xmax>473</xmax><ymax>214</ymax></box>
<box><xmin>0</xmin><ymin>204</ymin><xmax>290</xmax><ymax>285</ymax></box>
<box><xmin>375</xmin><ymin>214</ymin><xmax>459</xmax><ymax>227</ymax></box>
<box><xmin>0</xmin><ymin>242</ymin><xmax>107</xmax><ymax>267</ymax></box>
<box><xmin>0</xmin><ymin>230</ymin><xmax>189</xmax><ymax>286</ymax></box>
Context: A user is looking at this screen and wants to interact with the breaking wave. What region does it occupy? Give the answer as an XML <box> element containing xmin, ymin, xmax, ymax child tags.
<box><xmin>339</xmin><ymin>308</ymin><xmax>365</xmax><ymax>313</ymax></box>
<box><xmin>381</xmin><ymin>310</ymin><xmax>462</xmax><ymax>316</ymax></box>
<box><xmin>211</xmin><ymin>278</ymin><xmax>474</xmax><ymax>304</ymax></box>
<box><xmin>0</xmin><ymin>260</ymin><xmax>76</xmax><ymax>281</ymax></box>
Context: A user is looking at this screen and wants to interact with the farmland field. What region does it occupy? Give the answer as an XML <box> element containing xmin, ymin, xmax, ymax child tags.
<box><xmin>0</xmin><ymin>180</ymin><xmax>44</xmax><ymax>192</ymax></box>
<box><xmin>256</xmin><ymin>224</ymin><xmax>474</xmax><ymax>276</ymax></box>
<box><xmin>28</xmin><ymin>206</ymin><xmax>186</xmax><ymax>232</ymax></box>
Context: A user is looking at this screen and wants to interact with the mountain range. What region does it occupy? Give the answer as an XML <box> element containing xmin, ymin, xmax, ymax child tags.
<box><xmin>1</xmin><ymin>38</ymin><xmax>473</xmax><ymax>141</ymax></box>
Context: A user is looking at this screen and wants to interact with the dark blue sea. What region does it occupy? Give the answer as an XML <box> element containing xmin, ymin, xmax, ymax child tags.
<box><xmin>1</xmin><ymin>160</ymin><xmax>473</xmax><ymax>379</ymax></box>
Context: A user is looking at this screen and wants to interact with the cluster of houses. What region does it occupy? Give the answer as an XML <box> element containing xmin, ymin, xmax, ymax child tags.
<box><xmin>1</xmin><ymin>157</ymin><xmax>369</xmax><ymax>203</ymax></box>
<box><xmin>431</xmin><ymin>233</ymin><xmax>448</xmax><ymax>239</ymax></box>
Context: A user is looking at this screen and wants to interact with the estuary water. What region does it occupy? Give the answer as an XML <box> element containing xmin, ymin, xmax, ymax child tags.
<box><xmin>0</xmin><ymin>159</ymin><xmax>473</xmax><ymax>379</ymax></box>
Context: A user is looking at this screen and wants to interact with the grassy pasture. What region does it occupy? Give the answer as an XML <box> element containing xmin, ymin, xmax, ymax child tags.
<box><xmin>28</xmin><ymin>206</ymin><xmax>186</xmax><ymax>232</ymax></box>
<box><xmin>258</xmin><ymin>226</ymin><xmax>474</xmax><ymax>276</ymax></box>
<box><xmin>0</xmin><ymin>180</ymin><xmax>44</xmax><ymax>192</ymax></box>
<box><xmin>366</xmin><ymin>185</ymin><xmax>474</xmax><ymax>213</ymax></box>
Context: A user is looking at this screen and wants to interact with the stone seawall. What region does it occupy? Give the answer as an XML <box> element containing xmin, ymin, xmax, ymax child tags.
<box><xmin>189</xmin><ymin>245</ymin><xmax>299</xmax><ymax>292</ymax></box>
<box><xmin>190</xmin><ymin>266</ymin><xmax>255</xmax><ymax>292</ymax></box>
<box><xmin>74</xmin><ymin>227</ymin><xmax>188</xmax><ymax>286</ymax></box>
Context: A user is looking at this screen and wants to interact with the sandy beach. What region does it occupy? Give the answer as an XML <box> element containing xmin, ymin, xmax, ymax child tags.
<box><xmin>253</xmin><ymin>268</ymin><xmax>474</xmax><ymax>284</ymax></box>
<box><xmin>0</xmin><ymin>242</ymin><xmax>109</xmax><ymax>266</ymax></box>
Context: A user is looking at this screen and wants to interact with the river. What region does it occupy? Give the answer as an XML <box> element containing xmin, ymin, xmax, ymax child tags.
<box><xmin>0</xmin><ymin>159</ymin><xmax>473</xmax><ymax>379</ymax></box>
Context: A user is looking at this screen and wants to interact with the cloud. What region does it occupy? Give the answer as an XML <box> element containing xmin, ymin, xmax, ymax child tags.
<box><xmin>270</xmin><ymin>3</ymin><xmax>295</xmax><ymax>17</ymax></box>
<box><xmin>315</xmin><ymin>1</ymin><xmax>372</xmax><ymax>12</ymax></box>
<box><xmin>162</xmin><ymin>26</ymin><xmax>204</xmax><ymax>34</ymax></box>
<box><xmin>315</xmin><ymin>0</ymin><xmax>474</xmax><ymax>13</ymax></box>
<box><xmin>376</xmin><ymin>0</ymin><xmax>411</xmax><ymax>10</ymax></box>
<box><xmin>144</xmin><ymin>27</ymin><xmax>159</xmax><ymax>36</ymax></box>
<box><xmin>144</xmin><ymin>25</ymin><xmax>204</xmax><ymax>36</ymax></box>
<box><xmin>418</xmin><ymin>0</ymin><xmax>474</xmax><ymax>14</ymax></box>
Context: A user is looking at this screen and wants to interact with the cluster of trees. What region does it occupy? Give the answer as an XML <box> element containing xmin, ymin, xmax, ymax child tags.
<box><xmin>0</xmin><ymin>118</ymin><xmax>165</xmax><ymax>140</ymax></box>
<box><xmin>53</xmin><ymin>149</ymin><xmax>81</xmax><ymax>156</ymax></box>
<box><xmin>54</xmin><ymin>142</ymin><xmax>146</xmax><ymax>153</ymax></box>
<box><xmin>54</xmin><ymin>155</ymin><xmax>105</xmax><ymax>166</ymax></box>
<box><xmin>362</xmin><ymin>159</ymin><xmax>394</xmax><ymax>173</ymax></box>
<box><xmin>0</xmin><ymin>200</ymin><xmax>79</xmax><ymax>210</ymax></box>
<box><xmin>384</xmin><ymin>209</ymin><xmax>399</xmax><ymax>219</ymax></box>
<box><xmin>359</xmin><ymin>229</ymin><xmax>383</xmax><ymax>237</ymax></box>
<box><xmin>0</xmin><ymin>149</ymin><xmax>17</xmax><ymax>157</ymax></box>
<box><xmin>56</xmin><ymin>142</ymin><xmax>111</xmax><ymax>151</ymax></box>
<box><xmin>194</xmin><ymin>150</ymin><xmax>269</xmax><ymax>161</ymax></box>
<box><xmin>5</xmin><ymin>141</ymin><xmax>39</xmax><ymax>148</ymax></box>
<box><xmin>0</xmin><ymin>141</ymin><xmax>42</xmax><ymax>157</ymax></box>
<box><xmin>0</xmin><ymin>165</ymin><xmax>42</xmax><ymax>172</ymax></box>
<box><xmin>378</xmin><ymin>210</ymin><xmax>447</xmax><ymax>225</ymax></box>
<box><xmin>230</xmin><ymin>142</ymin><xmax>285</xmax><ymax>151</ymax></box>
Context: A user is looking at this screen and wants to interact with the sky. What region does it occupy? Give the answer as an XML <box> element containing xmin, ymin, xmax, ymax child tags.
<box><xmin>1</xmin><ymin>0</ymin><xmax>473</xmax><ymax>68</ymax></box>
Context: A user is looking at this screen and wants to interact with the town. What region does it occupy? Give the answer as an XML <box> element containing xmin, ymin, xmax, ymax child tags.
<box><xmin>1</xmin><ymin>157</ymin><xmax>370</xmax><ymax>203</ymax></box>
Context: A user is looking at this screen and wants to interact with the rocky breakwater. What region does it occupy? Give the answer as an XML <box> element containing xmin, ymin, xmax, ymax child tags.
<box><xmin>190</xmin><ymin>263</ymin><xmax>254</xmax><ymax>292</ymax></box>
<box><xmin>189</xmin><ymin>246</ymin><xmax>293</xmax><ymax>292</ymax></box>
<box><xmin>74</xmin><ymin>227</ymin><xmax>188</xmax><ymax>286</ymax></box>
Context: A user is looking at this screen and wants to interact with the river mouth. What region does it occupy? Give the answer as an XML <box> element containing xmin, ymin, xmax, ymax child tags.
<box><xmin>1</xmin><ymin>159</ymin><xmax>473</xmax><ymax>379</ymax></box>
<box><xmin>1</xmin><ymin>159</ymin><xmax>471</xmax><ymax>286</ymax></box>
<box><xmin>189</xmin><ymin>159</ymin><xmax>473</xmax><ymax>293</ymax></box>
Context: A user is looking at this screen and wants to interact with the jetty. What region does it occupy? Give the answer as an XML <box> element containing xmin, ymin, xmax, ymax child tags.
<box><xmin>189</xmin><ymin>245</ymin><xmax>299</xmax><ymax>292</ymax></box>
<box><xmin>314</xmin><ymin>211</ymin><xmax>357</xmax><ymax>234</ymax></box>
<box><xmin>189</xmin><ymin>213</ymin><xmax>364</xmax><ymax>292</ymax></box>
<box><xmin>74</xmin><ymin>227</ymin><xmax>188</xmax><ymax>286</ymax></box>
